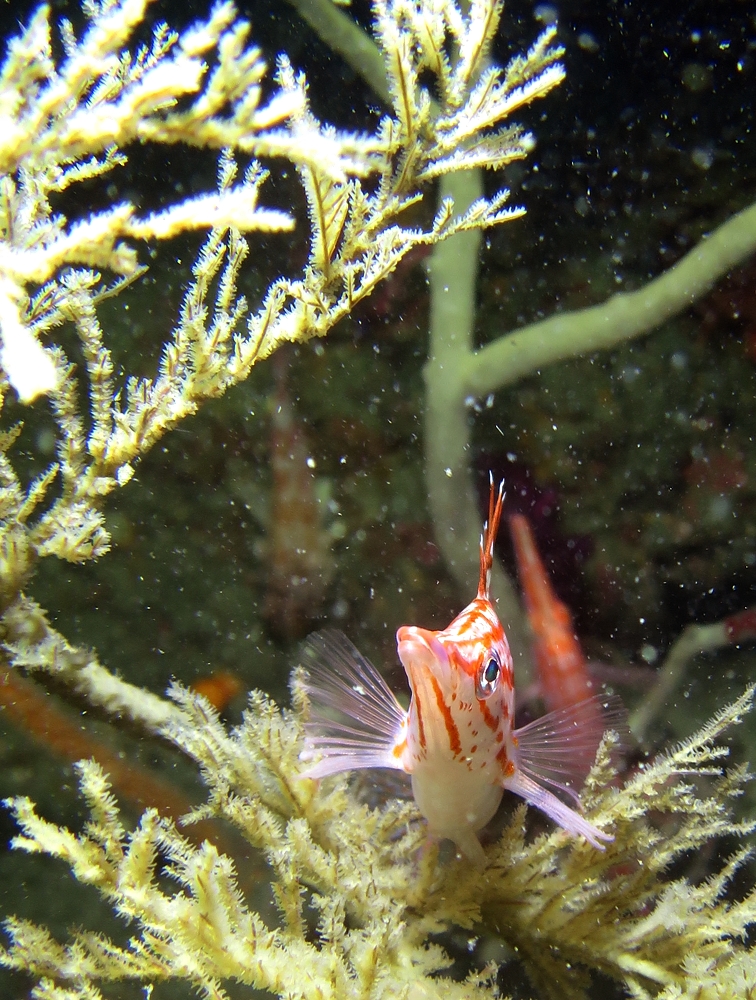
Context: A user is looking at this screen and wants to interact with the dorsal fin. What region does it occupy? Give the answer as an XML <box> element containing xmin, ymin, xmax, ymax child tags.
<box><xmin>478</xmin><ymin>476</ymin><xmax>505</xmax><ymax>599</ymax></box>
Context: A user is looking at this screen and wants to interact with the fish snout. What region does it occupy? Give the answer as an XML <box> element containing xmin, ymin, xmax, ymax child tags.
<box><xmin>396</xmin><ymin>626</ymin><xmax>450</xmax><ymax>686</ymax></box>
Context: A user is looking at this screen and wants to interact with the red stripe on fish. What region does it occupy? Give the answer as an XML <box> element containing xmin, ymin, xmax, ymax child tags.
<box><xmin>415</xmin><ymin>686</ymin><xmax>427</xmax><ymax>751</ymax></box>
<box><xmin>428</xmin><ymin>671</ymin><xmax>462</xmax><ymax>757</ymax></box>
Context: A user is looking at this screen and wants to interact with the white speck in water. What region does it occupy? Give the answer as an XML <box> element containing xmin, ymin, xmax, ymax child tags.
<box><xmin>332</xmin><ymin>598</ymin><xmax>349</xmax><ymax>619</ymax></box>
<box><xmin>534</xmin><ymin>3</ymin><xmax>558</xmax><ymax>23</ymax></box>
<box><xmin>691</xmin><ymin>146</ymin><xmax>714</xmax><ymax>171</ymax></box>
<box><xmin>35</xmin><ymin>427</ymin><xmax>56</xmax><ymax>455</ymax></box>
<box><xmin>640</xmin><ymin>644</ymin><xmax>658</xmax><ymax>664</ymax></box>
<box><xmin>708</xmin><ymin>495</ymin><xmax>731</xmax><ymax>523</ymax></box>
<box><xmin>577</xmin><ymin>32</ymin><xmax>599</xmax><ymax>52</ymax></box>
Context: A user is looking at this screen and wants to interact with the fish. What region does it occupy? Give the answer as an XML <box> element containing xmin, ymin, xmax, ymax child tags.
<box><xmin>297</xmin><ymin>478</ymin><xmax>624</xmax><ymax>863</ymax></box>
<box><xmin>509</xmin><ymin>512</ymin><xmax>607</xmax><ymax>772</ymax></box>
<box><xmin>508</xmin><ymin>513</ymin><xmax>596</xmax><ymax>697</ymax></box>
<box><xmin>263</xmin><ymin>348</ymin><xmax>334</xmax><ymax>639</ymax></box>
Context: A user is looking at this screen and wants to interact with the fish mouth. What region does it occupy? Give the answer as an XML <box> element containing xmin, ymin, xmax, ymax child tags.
<box><xmin>396</xmin><ymin>626</ymin><xmax>451</xmax><ymax>689</ymax></box>
<box><xmin>397</xmin><ymin>626</ymin><xmax>460</xmax><ymax>756</ymax></box>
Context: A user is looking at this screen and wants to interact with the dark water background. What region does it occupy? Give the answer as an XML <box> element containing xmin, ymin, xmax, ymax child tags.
<box><xmin>0</xmin><ymin>0</ymin><xmax>755</xmax><ymax>996</ymax></box>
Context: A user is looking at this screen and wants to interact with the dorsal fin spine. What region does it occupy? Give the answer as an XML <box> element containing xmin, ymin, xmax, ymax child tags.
<box><xmin>478</xmin><ymin>475</ymin><xmax>505</xmax><ymax>599</ymax></box>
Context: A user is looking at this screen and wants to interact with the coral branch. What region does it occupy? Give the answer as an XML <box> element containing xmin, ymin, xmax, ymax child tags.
<box><xmin>3</xmin><ymin>681</ymin><xmax>756</xmax><ymax>998</ymax></box>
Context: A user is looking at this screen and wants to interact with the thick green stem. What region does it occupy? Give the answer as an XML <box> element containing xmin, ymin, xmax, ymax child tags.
<box><xmin>463</xmin><ymin>199</ymin><xmax>756</xmax><ymax>397</ymax></box>
<box><xmin>425</xmin><ymin>171</ymin><xmax>531</xmax><ymax>677</ymax></box>
<box><xmin>285</xmin><ymin>0</ymin><xmax>390</xmax><ymax>102</ymax></box>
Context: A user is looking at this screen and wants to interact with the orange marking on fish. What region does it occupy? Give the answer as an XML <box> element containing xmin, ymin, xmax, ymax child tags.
<box><xmin>415</xmin><ymin>690</ymin><xmax>427</xmax><ymax>750</ymax></box>
<box><xmin>428</xmin><ymin>671</ymin><xmax>461</xmax><ymax>756</ymax></box>
<box><xmin>479</xmin><ymin>698</ymin><xmax>499</xmax><ymax>731</ymax></box>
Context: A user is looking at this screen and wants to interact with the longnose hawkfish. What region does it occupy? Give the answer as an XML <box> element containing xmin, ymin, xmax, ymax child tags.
<box><xmin>509</xmin><ymin>512</ymin><xmax>595</xmax><ymax>716</ymax></box>
<box><xmin>509</xmin><ymin>512</ymin><xmax>607</xmax><ymax>774</ymax></box>
<box><xmin>298</xmin><ymin>479</ymin><xmax>624</xmax><ymax>863</ymax></box>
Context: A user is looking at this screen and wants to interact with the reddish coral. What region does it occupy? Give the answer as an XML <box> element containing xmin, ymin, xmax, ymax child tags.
<box><xmin>684</xmin><ymin>451</ymin><xmax>748</xmax><ymax>493</ymax></box>
<box><xmin>191</xmin><ymin>671</ymin><xmax>243</xmax><ymax>712</ymax></box>
<box><xmin>724</xmin><ymin>607</ymin><xmax>756</xmax><ymax>644</ymax></box>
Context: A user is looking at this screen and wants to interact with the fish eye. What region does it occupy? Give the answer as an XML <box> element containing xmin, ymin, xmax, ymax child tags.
<box><xmin>476</xmin><ymin>653</ymin><xmax>500</xmax><ymax>699</ymax></box>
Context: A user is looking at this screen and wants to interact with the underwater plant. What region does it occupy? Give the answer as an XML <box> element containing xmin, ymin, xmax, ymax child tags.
<box><xmin>3</xmin><ymin>680</ymin><xmax>756</xmax><ymax>999</ymax></box>
<box><xmin>0</xmin><ymin>0</ymin><xmax>755</xmax><ymax>998</ymax></box>
<box><xmin>292</xmin><ymin>0</ymin><xmax>756</xmax><ymax>662</ymax></box>
<box><xmin>0</xmin><ymin>0</ymin><xmax>562</xmax><ymax>713</ymax></box>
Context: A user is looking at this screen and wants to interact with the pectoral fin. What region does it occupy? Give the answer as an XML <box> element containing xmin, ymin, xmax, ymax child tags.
<box><xmin>513</xmin><ymin>694</ymin><xmax>628</xmax><ymax>802</ymax></box>
<box><xmin>503</xmin><ymin>769</ymin><xmax>612</xmax><ymax>849</ymax></box>
<box><xmin>505</xmin><ymin>694</ymin><xmax>628</xmax><ymax>848</ymax></box>
<box><xmin>295</xmin><ymin>629</ymin><xmax>409</xmax><ymax>778</ymax></box>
